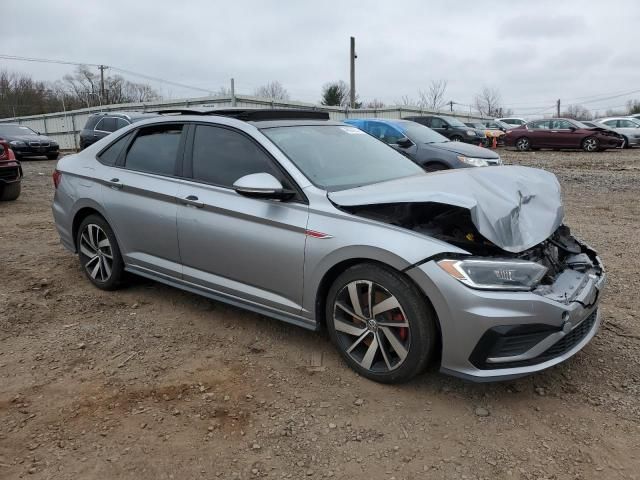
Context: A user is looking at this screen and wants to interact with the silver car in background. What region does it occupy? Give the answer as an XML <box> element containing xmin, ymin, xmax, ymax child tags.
<box><xmin>593</xmin><ymin>117</ymin><xmax>640</xmax><ymax>148</ymax></box>
<box><xmin>52</xmin><ymin>109</ymin><xmax>605</xmax><ymax>383</ymax></box>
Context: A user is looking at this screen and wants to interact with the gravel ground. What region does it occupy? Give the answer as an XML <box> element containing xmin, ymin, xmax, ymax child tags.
<box><xmin>1</xmin><ymin>148</ymin><xmax>639</xmax><ymax>479</ymax></box>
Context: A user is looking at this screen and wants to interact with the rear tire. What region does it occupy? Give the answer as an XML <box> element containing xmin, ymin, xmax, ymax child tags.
<box><xmin>0</xmin><ymin>181</ymin><xmax>21</xmax><ymax>201</ymax></box>
<box><xmin>326</xmin><ymin>263</ymin><xmax>437</xmax><ymax>384</ymax></box>
<box><xmin>515</xmin><ymin>137</ymin><xmax>530</xmax><ymax>151</ymax></box>
<box><xmin>76</xmin><ymin>214</ymin><xmax>125</xmax><ymax>290</ymax></box>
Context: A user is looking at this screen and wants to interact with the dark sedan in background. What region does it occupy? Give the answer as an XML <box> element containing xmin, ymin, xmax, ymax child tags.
<box><xmin>79</xmin><ymin>111</ymin><xmax>158</xmax><ymax>149</ymax></box>
<box><xmin>0</xmin><ymin>124</ymin><xmax>59</xmax><ymax>160</ymax></box>
<box><xmin>344</xmin><ymin>118</ymin><xmax>501</xmax><ymax>171</ymax></box>
<box><xmin>403</xmin><ymin>115</ymin><xmax>486</xmax><ymax>145</ymax></box>
<box><xmin>505</xmin><ymin>118</ymin><xmax>623</xmax><ymax>152</ymax></box>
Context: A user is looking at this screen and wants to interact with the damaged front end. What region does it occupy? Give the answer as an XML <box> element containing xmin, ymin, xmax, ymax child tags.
<box><xmin>330</xmin><ymin>166</ymin><xmax>605</xmax><ymax>380</ymax></box>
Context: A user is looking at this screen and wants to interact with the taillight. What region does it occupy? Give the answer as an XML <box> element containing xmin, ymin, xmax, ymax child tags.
<box><xmin>53</xmin><ymin>170</ymin><xmax>62</xmax><ymax>189</ymax></box>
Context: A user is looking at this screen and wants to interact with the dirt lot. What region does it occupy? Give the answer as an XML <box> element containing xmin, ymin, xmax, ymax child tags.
<box><xmin>1</xmin><ymin>148</ymin><xmax>639</xmax><ymax>480</ymax></box>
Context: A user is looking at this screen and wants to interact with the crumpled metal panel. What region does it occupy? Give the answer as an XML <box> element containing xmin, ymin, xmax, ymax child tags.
<box><xmin>328</xmin><ymin>165</ymin><xmax>564</xmax><ymax>253</ymax></box>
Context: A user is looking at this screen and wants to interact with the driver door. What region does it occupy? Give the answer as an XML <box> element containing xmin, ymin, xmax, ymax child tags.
<box><xmin>176</xmin><ymin>124</ymin><xmax>309</xmax><ymax>315</ymax></box>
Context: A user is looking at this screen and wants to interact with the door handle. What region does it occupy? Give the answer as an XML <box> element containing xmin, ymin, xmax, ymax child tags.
<box><xmin>107</xmin><ymin>178</ymin><xmax>123</xmax><ymax>190</ymax></box>
<box><xmin>183</xmin><ymin>195</ymin><xmax>204</xmax><ymax>208</ymax></box>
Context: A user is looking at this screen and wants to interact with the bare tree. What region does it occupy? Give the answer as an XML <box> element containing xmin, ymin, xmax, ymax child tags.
<box><xmin>397</xmin><ymin>95</ymin><xmax>415</xmax><ymax>107</ymax></box>
<box><xmin>418</xmin><ymin>79</ymin><xmax>448</xmax><ymax>111</ymax></box>
<box><xmin>474</xmin><ymin>87</ymin><xmax>503</xmax><ymax>117</ymax></box>
<box><xmin>365</xmin><ymin>98</ymin><xmax>385</xmax><ymax>109</ymax></box>
<box><xmin>627</xmin><ymin>99</ymin><xmax>640</xmax><ymax>115</ymax></box>
<box><xmin>254</xmin><ymin>81</ymin><xmax>289</xmax><ymax>101</ymax></box>
<box><xmin>562</xmin><ymin>104</ymin><xmax>592</xmax><ymax>121</ymax></box>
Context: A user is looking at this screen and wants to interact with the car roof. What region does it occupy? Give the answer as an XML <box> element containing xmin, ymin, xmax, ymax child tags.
<box><xmin>89</xmin><ymin>111</ymin><xmax>157</xmax><ymax>121</ymax></box>
<box><xmin>344</xmin><ymin>118</ymin><xmax>414</xmax><ymax>128</ymax></box>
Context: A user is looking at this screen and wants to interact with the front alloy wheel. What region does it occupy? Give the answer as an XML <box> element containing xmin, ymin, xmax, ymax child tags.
<box><xmin>582</xmin><ymin>136</ymin><xmax>599</xmax><ymax>152</ymax></box>
<box><xmin>326</xmin><ymin>264</ymin><xmax>437</xmax><ymax>383</ymax></box>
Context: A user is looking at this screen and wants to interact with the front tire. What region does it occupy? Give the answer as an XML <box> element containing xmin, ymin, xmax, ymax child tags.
<box><xmin>326</xmin><ymin>263</ymin><xmax>437</xmax><ymax>384</ymax></box>
<box><xmin>450</xmin><ymin>135</ymin><xmax>463</xmax><ymax>142</ymax></box>
<box><xmin>582</xmin><ymin>136</ymin><xmax>599</xmax><ymax>152</ymax></box>
<box><xmin>0</xmin><ymin>181</ymin><xmax>21</xmax><ymax>201</ymax></box>
<box><xmin>47</xmin><ymin>153</ymin><xmax>59</xmax><ymax>160</ymax></box>
<box><xmin>76</xmin><ymin>214</ymin><xmax>125</xmax><ymax>290</ymax></box>
<box><xmin>515</xmin><ymin>137</ymin><xmax>531</xmax><ymax>151</ymax></box>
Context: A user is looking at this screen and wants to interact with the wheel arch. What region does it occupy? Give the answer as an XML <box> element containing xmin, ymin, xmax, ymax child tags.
<box><xmin>71</xmin><ymin>200</ymin><xmax>119</xmax><ymax>251</ymax></box>
<box><xmin>313</xmin><ymin>256</ymin><xmax>443</xmax><ymax>354</ymax></box>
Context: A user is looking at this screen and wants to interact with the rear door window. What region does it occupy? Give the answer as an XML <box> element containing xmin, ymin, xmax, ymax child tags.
<box><xmin>95</xmin><ymin>117</ymin><xmax>118</xmax><ymax>132</ymax></box>
<box><xmin>124</xmin><ymin>124</ymin><xmax>183</xmax><ymax>176</ymax></box>
<box><xmin>430</xmin><ymin>118</ymin><xmax>446</xmax><ymax>128</ymax></box>
<box><xmin>115</xmin><ymin>118</ymin><xmax>130</xmax><ymax>130</ymax></box>
<box><xmin>366</xmin><ymin>122</ymin><xmax>404</xmax><ymax>144</ymax></box>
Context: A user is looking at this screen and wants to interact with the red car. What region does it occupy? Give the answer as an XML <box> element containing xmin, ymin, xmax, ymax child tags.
<box><xmin>0</xmin><ymin>138</ymin><xmax>22</xmax><ymax>201</ymax></box>
<box><xmin>505</xmin><ymin>118</ymin><xmax>623</xmax><ymax>152</ymax></box>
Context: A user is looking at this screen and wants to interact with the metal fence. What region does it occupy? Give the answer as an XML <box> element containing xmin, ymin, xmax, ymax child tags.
<box><xmin>0</xmin><ymin>95</ymin><xmax>486</xmax><ymax>151</ymax></box>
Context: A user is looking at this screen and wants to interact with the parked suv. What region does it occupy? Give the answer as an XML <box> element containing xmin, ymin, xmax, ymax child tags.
<box><xmin>52</xmin><ymin>108</ymin><xmax>604</xmax><ymax>384</ymax></box>
<box><xmin>79</xmin><ymin>111</ymin><xmax>159</xmax><ymax>150</ymax></box>
<box><xmin>344</xmin><ymin>118</ymin><xmax>501</xmax><ymax>170</ymax></box>
<box><xmin>0</xmin><ymin>138</ymin><xmax>22</xmax><ymax>200</ymax></box>
<box><xmin>0</xmin><ymin>124</ymin><xmax>59</xmax><ymax>160</ymax></box>
<box><xmin>403</xmin><ymin>115</ymin><xmax>485</xmax><ymax>144</ymax></box>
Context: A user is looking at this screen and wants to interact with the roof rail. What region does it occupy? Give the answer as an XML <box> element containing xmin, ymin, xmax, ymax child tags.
<box><xmin>153</xmin><ymin>107</ymin><xmax>330</xmax><ymax>121</ymax></box>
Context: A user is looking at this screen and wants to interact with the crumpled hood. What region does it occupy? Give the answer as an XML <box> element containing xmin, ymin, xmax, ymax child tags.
<box><xmin>427</xmin><ymin>141</ymin><xmax>499</xmax><ymax>159</ymax></box>
<box><xmin>329</xmin><ymin>166</ymin><xmax>564</xmax><ymax>253</ymax></box>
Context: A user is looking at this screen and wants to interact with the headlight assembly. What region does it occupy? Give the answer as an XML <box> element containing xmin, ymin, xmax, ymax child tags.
<box><xmin>437</xmin><ymin>258</ymin><xmax>547</xmax><ymax>291</ymax></box>
<box><xmin>466</xmin><ymin>130</ymin><xmax>477</xmax><ymax>136</ymax></box>
<box><xmin>10</xmin><ymin>140</ymin><xmax>26</xmax><ymax>147</ymax></box>
<box><xmin>457</xmin><ymin>156</ymin><xmax>489</xmax><ymax>167</ymax></box>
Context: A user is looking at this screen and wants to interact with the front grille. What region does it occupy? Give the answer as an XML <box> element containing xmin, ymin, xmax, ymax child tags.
<box><xmin>470</xmin><ymin>310</ymin><xmax>598</xmax><ymax>369</ymax></box>
<box><xmin>0</xmin><ymin>166</ymin><xmax>20</xmax><ymax>181</ymax></box>
<box><xmin>29</xmin><ymin>141</ymin><xmax>50</xmax><ymax>147</ymax></box>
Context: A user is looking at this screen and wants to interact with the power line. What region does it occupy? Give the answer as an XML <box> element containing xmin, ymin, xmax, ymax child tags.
<box><xmin>0</xmin><ymin>53</ymin><xmax>213</xmax><ymax>95</ymax></box>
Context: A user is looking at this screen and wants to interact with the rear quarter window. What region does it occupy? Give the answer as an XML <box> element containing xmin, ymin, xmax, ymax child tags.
<box><xmin>97</xmin><ymin>133</ymin><xmax>132</xmax><ymax>166</ymax></box>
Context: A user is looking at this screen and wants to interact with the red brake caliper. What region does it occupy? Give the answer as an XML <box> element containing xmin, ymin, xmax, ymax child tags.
<box><xmin>394</xmin><ymin>312</ymin><xmax>408</xmax><ymax>340</ymax></box>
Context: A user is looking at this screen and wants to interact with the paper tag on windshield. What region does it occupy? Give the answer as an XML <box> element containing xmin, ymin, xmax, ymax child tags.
<box><xmin>340</xmin><ymin>126</ymin><xmax>365</xmax><ymax>134</ymax></box>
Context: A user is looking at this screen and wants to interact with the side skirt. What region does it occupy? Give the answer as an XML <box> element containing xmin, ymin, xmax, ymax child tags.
<box><xmin>125</xmin><ymin>265</ymin><xmax>318</xmax><ymax>331</ymax></box>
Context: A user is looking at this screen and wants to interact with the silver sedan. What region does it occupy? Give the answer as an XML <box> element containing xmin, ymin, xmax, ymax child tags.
<box><xmin>52</xmin><ymin>109</ymin><xmax>605</xmax><ymax>383</ymax></box>
<box><xmin>594</xmin><ymin>117</ymin><xmax>640</xmax><ymax>148</ymax></box>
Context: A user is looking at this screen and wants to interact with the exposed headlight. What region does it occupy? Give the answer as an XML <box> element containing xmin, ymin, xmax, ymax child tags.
<box><xmin>437</xmin><ymin>258</ymin><xmax>547</xmax><ymax>291</ymax></box>
<box><xmin>495</xmin><ymin>156</ymin><xmax>503</xmax><ymax>165</ymax></box>
<box><xmin>10</xmin><ymin>140</ymin><xmax>26</xmax><ymax>147</ymax></box>
<box><xmin>51</xmin><ymin>141</ymin><xmax>59</xmax><ymax>147</ymax></box>
<box><xmin>466</xmin><ymin>130</ymin><xmax>477</xmax><ymax>136</ymax></box>
<box><xmin>457</xmin><ymin>156</ymin><xmax>489</xmax><ymax>167</ymax></box>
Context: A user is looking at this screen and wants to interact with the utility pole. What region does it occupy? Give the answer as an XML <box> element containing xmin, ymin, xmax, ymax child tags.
<box><xmin>449</xmin><ymin>101</ymin><xmax>454</xmax><ymax>112</ymax></box>
<box><xmin>556</xmin><ymin>98</ymin><xmax>561</xmax><ymax>117</ymax></box>
<box><xmin>99</xmin><ymin>65</ymin><xmax>108</xmax><ymax>104</ymax></box>
<box><xmin>349</xmin><ymin>36</ymin><xmax>356</xmax><ymax>109</ymax></box>
<box><xmin>230</xmin><ymin>78</ymin><xmax>236</xmax><ymax>106</ymax></box>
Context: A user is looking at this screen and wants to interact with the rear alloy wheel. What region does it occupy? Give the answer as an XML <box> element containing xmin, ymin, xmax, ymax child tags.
<box><xmin>515</xmin><ymin>137</ymin><xmax>531</xmax><ymax>151</ymax></box>
<box><xmin>326</xmin><ymin>263</ymin><xmax>436</xmax><ymax>383</ymax></box>
<box><xmin>77</xmin><ymin>214</ymin><xmax>125</xmax><ymax>290</ymax></box>
<box><xmin>582</xmin><ymin>136</ymin><xmax>599</xmax><ymax>152</ymax></box>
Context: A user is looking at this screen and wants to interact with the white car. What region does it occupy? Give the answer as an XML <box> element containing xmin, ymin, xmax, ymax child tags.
<box><xmin>496</xmin><ymin>117</ymin><xmax>527</xmax><ymax>127</ymax></box>
<box><xmin>594</xmin><ymin>117</ymin><xmax>640</xmax><ymax>148</ymax></box>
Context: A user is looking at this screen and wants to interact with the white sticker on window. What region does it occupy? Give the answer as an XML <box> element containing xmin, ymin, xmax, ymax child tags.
<box><xmin>340</xmin><ymin>126</ymin><xmax>365</xmax><ymax>134</ymax></box>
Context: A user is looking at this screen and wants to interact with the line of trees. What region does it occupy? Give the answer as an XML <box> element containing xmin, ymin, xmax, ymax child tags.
<box><xmin>0</xmin><ymin>66</ymin><xmax>160</xmax><ymax>119</ymax></box>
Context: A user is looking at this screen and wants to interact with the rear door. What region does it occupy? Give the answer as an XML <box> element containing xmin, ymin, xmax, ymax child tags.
<box><xmin>100</xmin><ymin>123</ymin><xmax>185</xmax><ymax>278</ymax></box>
<box><xmin>175</xmin><ymin>123</ymin><xmax>309</xmax><ymax>315</ymax></box>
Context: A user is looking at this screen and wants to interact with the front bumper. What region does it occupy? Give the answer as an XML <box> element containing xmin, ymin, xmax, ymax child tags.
<box><xmin>407</xmin><ymin>243</ymin><xmax>605</xmax><ymax>382</ymax></box>
<box><xmin>12</xmin><ymin>144</ymin><xmax>59</xmax><ymax>157</ymax></box>
<box><xmin>0</xmin><ymin>161</ymin><xmax>23</xmax><ymax>184</ymax></box>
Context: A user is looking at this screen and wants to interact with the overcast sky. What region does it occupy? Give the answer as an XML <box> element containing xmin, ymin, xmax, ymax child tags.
<box><xmin>3</xmin><ymin>0</ymin><xmax>640</xmax><ymax>117</ymax></box>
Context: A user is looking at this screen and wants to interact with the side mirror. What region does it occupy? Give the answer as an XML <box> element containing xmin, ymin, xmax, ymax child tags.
<box><xmin>442</xmin><ymin>124</ymin><xmax>449</xmax><ymax>130</ymax></box>
<box><xmin>233</xmin><ymin>173</ymin><xmax>295</xmax><ymax>201</ymax></box>
<box><xmin>569</xmin><ymin>126</ymin><xmax>577</xmax><ymax>131</ymax></box>
<box><xmin>394</xmin><ymin>136</ymin><xmax>413</xmax><ymax>148</ymax></box>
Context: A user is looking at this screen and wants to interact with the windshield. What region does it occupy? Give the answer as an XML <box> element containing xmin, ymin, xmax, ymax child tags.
<box><xmin>401</xmin><ymin>122</ymin><xmax>449</xmax><ymax>144</ymax></box>
<box><xmin>262</xmin><ymin>125</ymin><xmax>424</xmax><ymax>191</ymax></box>
<box><xmin>442</xmin><ymin>116</ymin><xmax>467</xmax><ymax>127</ymax></box>
<box><xmin>572</xmin><ymin>120</ymin><xmax>589</xmax><ymax>129</ymax></box>
<box><xmin>0</xmin><ymin>125</ymin><xmax>38</xmax><ymax>136</ymax></box>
